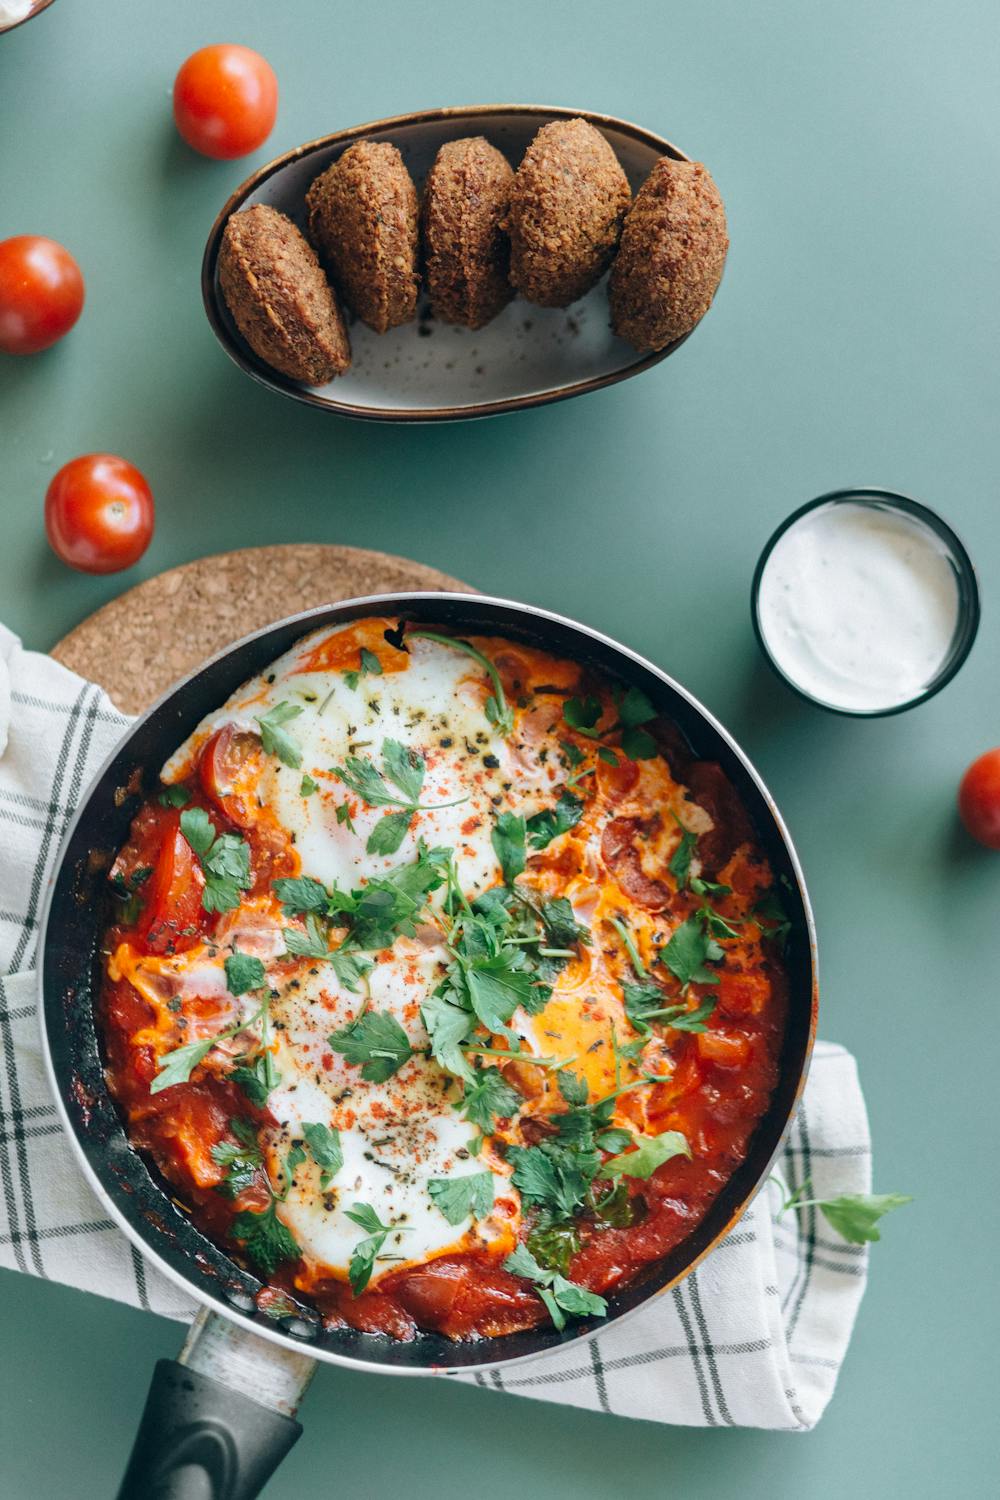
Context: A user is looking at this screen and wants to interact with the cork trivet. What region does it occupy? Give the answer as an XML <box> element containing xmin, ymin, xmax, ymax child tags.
<box><xmin>52</xmin><ymin>544</ymin><xmax>475</xmax><ymax>716</ymax></box>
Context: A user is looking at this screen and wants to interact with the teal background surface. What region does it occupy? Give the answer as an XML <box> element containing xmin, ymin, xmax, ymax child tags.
<box><xmin>2</xmin><ymin>1</ymin><xmax>998</xmax><ymax>1495</ymax></box>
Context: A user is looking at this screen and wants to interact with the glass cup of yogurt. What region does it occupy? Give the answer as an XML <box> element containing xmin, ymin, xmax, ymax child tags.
<box><xmin>751</xmin><ymin>488</ymin><xmax>980</xmax><ymax>716</ymax></box>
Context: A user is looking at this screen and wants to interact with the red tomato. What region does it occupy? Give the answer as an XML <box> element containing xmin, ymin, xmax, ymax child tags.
<box><xmin>199</xmin><ymin>725</ymin><xmax>258</xmax><ymax>826</ymax></box>
<box><xmin>142</xmin><ymin>825</ymin><xmax>206</xmax><ymax>954</ymax></box>
<box><xmin>173</xmin><ymin>45</ymin><xmax>278</xmax><ymax>159</ymax></box>
<box><xmin>45</xmin><ymin>454</ymin><xmax>154</xmax><ymax>574</ymax></box>
<box><xmin>958</xmin><ymin>748</ymin><xmax>1000</xmax><ymax>850</ymax></box>
<box><xmin>0</xmin><ymin>236</ymin><xmax>85</xmax><ymax>355</ymax></box>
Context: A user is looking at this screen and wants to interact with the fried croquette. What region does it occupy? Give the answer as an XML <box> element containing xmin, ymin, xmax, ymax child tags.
<box><xmin>306</xmin><ymin>141</ymin><xmax>419</xmax><ymax>334</ymax></box>
<box><xmin>505</xmin><ymin>118</ymin><xmax>631</xmax><ymax>308</ymax></box>
<box><xmin>217</xmin><ymin>204</ymin><xmax>351</xmax><ymax>385</ymax></box>
<box><xmin>422</xmin><ymin>137</ymin><xmax>514</xmax><ymax>330</ymax></box>
<box><xmin>609</xmin><ymin>158</ymin><xmax>728</xmax><ymax>353</ymax></box>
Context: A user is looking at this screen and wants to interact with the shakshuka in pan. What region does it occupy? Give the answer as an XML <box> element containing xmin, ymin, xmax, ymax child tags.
<box><xmin>99</xmin><ymin>618</ymin><xmax>789</xmax><ymax>1341</ymax></box>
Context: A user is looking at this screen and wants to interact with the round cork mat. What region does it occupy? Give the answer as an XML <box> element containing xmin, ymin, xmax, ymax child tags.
<box><xmin>52</xmin><ymin>544</ymin><xmax>475</xmax><ymax>716</ymax></box>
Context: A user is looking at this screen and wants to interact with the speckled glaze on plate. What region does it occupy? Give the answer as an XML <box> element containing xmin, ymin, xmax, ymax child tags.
<box><xmin>202</xmin><ymin>105</ymin><xmax>704</xmax><ymax>422</ymax></box>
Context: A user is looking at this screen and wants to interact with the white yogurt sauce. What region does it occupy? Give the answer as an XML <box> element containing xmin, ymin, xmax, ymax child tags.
<box><xmin>756</xmin><ymin>501</ymin><xmax>960</xmax><ymax>712</ymax></box>
<box><xmin>0</xmin><ymin>1</ymin><xmax>34</xmax><ymax>24</ymax></box>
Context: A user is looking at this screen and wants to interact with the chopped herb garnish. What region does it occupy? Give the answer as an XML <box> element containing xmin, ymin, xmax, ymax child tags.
<box><xmin>491</xmin><ymin>811</ymin><xmax>526</xmax><ymax>885</ymax></box>
<box><xmin>428</xmin><ymin>1172</ymin><xmax>494</xmax><ymax>1225</ymax></box>
<box><xmin>229</xmin><ymin>1050</ymin><xmax>280</xmax><ymax>1106</ymax></box>
<box><xmin>610</xmin><ymin>914</ymin><xmax>647</xmax><ymax>978</ymax></box>
<box><xmin>658</xmin><ymin>912</ymin><xmax>724</xmax><ymax>990</ymax></box>
<box><xmin>343</xmin><ymin>647</ymin><xmax>383</xmax><ymax>691</ymax></box>
<box><xmin>345</xmin><ymin>1202</ymin><xmax>410</xmax><ymax>1295</ymax></box>
<box><xmin>157</xmin><ymin>784</ymin><xmax>190</xmax><ymax>809</ymax></box>
<box><xmin>622</xmin><ymin>982</ymin><xmax>717</xmax><ymax>1035</ymax></box>
<box><xmin>224</xmin><ymin>949</ymin><xmax>266</xmax><ymax>997</ymax></box>
<box><xmin>503</xmin><ymin>1244</ymin><xmax>607</xmax><ymax>1330</ymax></box>
<box><xmin>407</xmin><ymin>630</ymin><xmax>514</xmax><ymax>736</ymax></box>
<box><xmin>179</xmin><ymin>807</ymin><xmax>251</xmax><ymax>914</ymax></box>
<box><xmin>526</xmin><ymin>790</ymin><xmax>583</xmax><ymax>850</ymax></box>
<box><xmin>300</xmin><ymin>774</ymin><xmax>319</xmax><ymax>797</ymax></box>
<box><xmin>110</xmin><ymin>866</ymin><xmax>152</xmax><ymax>926</ymax></box>
<box><xmin>256</xmin><ymin>701</ymin><xmax>304</xmax><ymax>769</ymax></box>
<box><xmin>301</xmin><ymin>1121</ymin><xmax>343</xmax><ymax>1188</ymax></box>
<box><xmin>230</xmin><ymin>1199</ymin><xmax>300</xmax><ymax>1276</ymax></box>
<box><xmin>334</xmin><ymin>737</ymin><xmax>469</xmax><ymax>856</ymax></box>
<box><xmin>328</xmin><ymin>1008</ymin><xmax>413</xmax><ymax>1083</ymax></box>
<box><xmin>598</xmin><ymin>1129</ymin><xmax>690</xmax><ymax>1181</ymax></box>
<box><xmin>562</xmin><ymin>696</ymin><xmax>603</xmax><ymax>737</ymax></box>
<box><xmin>459</xmin><ymin>1065</ymin><xmax>521</xmax><ymax>1131</ymax></box>
<box><xmin>668</xmin><ymin>824</ymin><xmax>698</xmax><ymax>889</ymax></box>
<box><xmin>211</xmin><ymin>1118</ymin><xmax>262</xmax><ymax>1199</ymax></box>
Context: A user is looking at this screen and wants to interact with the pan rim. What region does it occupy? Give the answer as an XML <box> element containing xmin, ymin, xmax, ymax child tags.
<box><xmin>37</xmin><ymin>590</ymin><xmax>818</xmax><ymax>1375</ymax></box>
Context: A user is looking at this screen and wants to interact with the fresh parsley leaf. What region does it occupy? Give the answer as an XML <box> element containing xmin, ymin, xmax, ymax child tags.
<box><xmin>659</xmin><ymin>913</ymin><xmax>723</xmax><ymax>988</ymax></box>
<box><xmin>179</xmin><ymin>806</ymin><xmax>214</xmax><ymax>856</ymax></box>
<box><xmin>224</xmin><ymin>950</ymin><xmax>266</xmax><ymax>997</ymax></box>
<box><xmin>526</xmin><ymin>1220</ymin><xmax>581</xmax><ymax>1275</ymax></box>
<box><xmin>560</xmin><ymin>739</ymin><xmax>586</xmax><ymax>768</ymax></box>
<box><xmin>407</xmin><ymin>631</ymin><xmax>514</xmax><ymax>737</ymax></box>
<box><xmin>179</xmin><ymin>808</ymin><xmax>251</xmax><ymax>914</ymax></box>
<box><xmin>328</xmin><ymin>1009</ymin><xmax>413</xmax><ymax>1082</ymax></box>
<box><xmin>754</xmin><ymin>889</ymin><xmax>792</xmax><ymax>951</ymax></box>
<box><xmin>460</xmin><ymin>1065</ymin><xmax>521</xmax><ymax>1131</ymax></box>
<box><xmin>491</xmin><ymin>811</ymin><xmax>526</xmax><ymax>885</ymax></box>
<box><xmin>507</xmin><ymin>1142</ymin><xmax>593</xmax><ymax>1219</ymax></box>
<box><xmin>366</xmin><ymin>808</ymin><xmax>414</xmax><ymax>856</ymax></box>
<box><xmin>622</xmin><ymin>983</ymin><xmax>717</xmax><ymax>1035</ymax></box>
<box><xmin>302</xmin><ymin>1122</ymin><xmax>343</xmax><ymax>1188</ymax></box>
<box><xmin>345</xmin><ymin>1202</ymin><xmax>408</xmax><ymax>1296</ymax></box>
<box><xmin>230</xmin><ymin>1200</ymin><xmax>300</xmax><ymax>1275</ymax></box>
<box><xmin>817</xmin><ymin>1192</ymin><xmax>912</xmax><ymax>1243</ymax></box>
<box><xmin>619</xmin><ymin>727</ymin><xmax>658</xmax><ymax>761</ymax></box>
<box><xmin>329</xmin><ymin>950</ymin><xmax>373</xmax><ymax>993</ymax></box>
<box><xmin>526</xmin><ymin>790</ymin><xmax>584</xmax><ymax>850</ymax></box>
<box><xmin>256</xmin><ymin>702</ymin><xmax>304</xmax><ymax>768</ymax></box>
<box><xmin>598</xmin><ymin>1129</ymin><xmax>690</xmax><ymax>1180</ymax></box>
<box><xmin>283</xmin><ymin>913</ymin><xmax>332</xmax><ymax>960</ymax></box>
<box><xmin>557</xmin><ymin>1069</ymin><xmax>589</xmax><ymax>1107</ymax></box>
<box><xmin>300</xmin><ymin>774</ymin><xmax>319</xmax><ymax>797</ymax></box>
<box><xmin>690</xmin><ymin>876</ymin><xmax>732</xmax><ymax>898</ymax></box>
<box><xmin>230</xmin><ymin>1051</ymin><xmax>280</xmax><ymax>1106</ymax></box>
<box><xmin>668</xmin><ymin>826</ymin><xmax>698</xmax><ymax>889</ymax></box>
<box><xmin>421</xmin><ymin>993</ymin><xmax>476</xmax><ymax>1083</ymax></box>
<box><xmin>502</xmin><ymin>1244</ymin><xmax>607</xmax><ymax>1330</ymax></box>
<box><xmin>616</xmin><ymin>684</ymin><xmax>656</xmax><ymax>728</ymax></box>
<box><xmin>563</xmin><ymin>696</ymin><xmax>603</xmax><ymax>736</ymax></box>
<box><xmin>149</xmin><ymin>1035</ymin><xmax>216</xmax><ymax>1094</ymax></box>
<box><xmin>343</xmin><ymin>647</ymin><xmax>383</xmax><ymax>691</ymax></box>
<box><xmin>465</xmin><ymin>949</ymin><xmax>539</xmax><ymax>1032</ymax></box>
<box><xmin>157</xmin><ymin>784</ymin><xmax>190</xmax><ymax>808</ymax></box>
<box><xmin>596</xmin><ymin>746</ymin><xmax>619</xmax><ymax>766</ymax></box>
<box><xmin>335</xmin><ymin>752</ymin><xmax>397</xmax><ymax>808</ymax></box>
<box><xmin>595</xmin><ymin>1127</ymin><xmax>634</xmax><ymax>1155</ymax></box>
<box><xmin>273</xmin><ymin>875</ymin><xmax>329</xmax><ymax>914</ymax></box>
<box><xmin>592</xmin><ymin>1179</ymin><xmax>634</xmax><ymax>1225</ymax></box>
<box><xmin>212</xmin><ymin>1122</ymin><xmax>263</xmax><ymax>1198</ymax></box>
<box><xmin>428</xmin><ymin>1172</ymin><xmax>495</xmax><ymax>1226</ymax></box>
<box><xmin>336</xmin><ymin>801</ymin><xmax>356</xmax><ymax>832</ymax></box>
<box><xmin>382</xmin><ymin>737</ymin><xmax>426</xmax><ymax>803</ymax></box>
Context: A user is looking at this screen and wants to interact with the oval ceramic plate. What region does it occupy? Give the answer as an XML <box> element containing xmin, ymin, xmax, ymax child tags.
<box><xmin>202</xmin><ymin>104</ymin><xmax>704</xmax><ymax>422</ymax></box>
<box><xmin>0</xmin><ymin>0</ymin><xmax>56</xmax><ymax>34</ymax></box>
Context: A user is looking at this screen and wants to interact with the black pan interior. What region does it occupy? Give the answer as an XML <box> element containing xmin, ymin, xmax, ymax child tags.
<box><xmin>40</xmin><ymin>594</ymin><xmax>817</xmax><ymax>1371</ymax></box>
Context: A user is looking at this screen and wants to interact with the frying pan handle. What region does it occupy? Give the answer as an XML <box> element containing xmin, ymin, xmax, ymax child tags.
<box><xmin>116</xmin><ymin>1309</ymin><xmax>316</xmax><ymax>1500</ymax></box>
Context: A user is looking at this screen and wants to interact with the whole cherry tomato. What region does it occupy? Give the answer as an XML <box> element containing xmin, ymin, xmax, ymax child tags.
<box><xmin>45</xmin><ymin>454</ymin><xmax>155</xmax><ymax>574</ymax></box>
<box><xmin>0</xmin><ymin>236</ymin><xmax>85</xmax><ymax>355</ymax></box>
<box><xmin>958</xmin><ymin>748</ymin><xmax>1000</xmax><ymax>850</ymax></box>
<box><xmin>173</xmin><ymin>45</ymin><xmax>278</xmax><ymax>159</ymax></box>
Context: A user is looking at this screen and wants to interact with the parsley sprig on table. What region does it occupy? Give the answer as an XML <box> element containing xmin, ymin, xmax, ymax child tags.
<box><xmin>179</xmin><ymin>806</ymin><xmax>252</xmax><ymax>914</ymax></box>
<box><xmin>772</xmin><ymin>1172</ymin><xmax>912</xmax><ymax>1245</ymax></box>
<box><xmin>333</xmin><ymin>737</ymin><xmax>469</xmax><ymax>856</ymax></box>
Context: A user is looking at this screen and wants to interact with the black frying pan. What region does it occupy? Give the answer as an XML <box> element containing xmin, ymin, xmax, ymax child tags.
<box><xmin>38</xmin><ymin>594</ymin><xmax>818</xmax><ymax>1499</ymax></box>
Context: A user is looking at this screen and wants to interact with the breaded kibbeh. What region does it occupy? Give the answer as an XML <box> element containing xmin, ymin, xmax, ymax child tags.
<box><xmin>422</xmin><ymin>137</ymin><xmax>514</xmax><ymax>330</ymax></box>
<box><xmin>609</xmin><ymin>159</ymin><xmax>728</xmax><ymax>353</ymax></box>
<box><xmin>218</xmin><ymin>204</ymin><xmax>351</xmax><ymax>385</ymax></box>
<box><xmin>306</xmin><ymin>141</ymin><xmax>419</xmax><ymax>334</ymax></box>
<box><xmin>505</xmin><ymin>118</ymin><xmax>631</xmax><ymax>308</ymax></box>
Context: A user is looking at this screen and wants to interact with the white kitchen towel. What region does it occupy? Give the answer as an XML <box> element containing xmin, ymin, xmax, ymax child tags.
<box><xmin>0</xmin><ymin>624</ymin><xmax>871</xmax><ymax>1430</ymax></box>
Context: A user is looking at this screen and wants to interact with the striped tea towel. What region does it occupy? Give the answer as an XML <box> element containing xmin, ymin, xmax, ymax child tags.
<box><xmin>0</xmin><ymin>623</ymin><xmax>871</xmax><ymax>1430</ymax></box>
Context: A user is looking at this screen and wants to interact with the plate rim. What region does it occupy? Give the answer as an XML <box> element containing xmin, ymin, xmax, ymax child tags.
<box><xmin>201</xmin><ymin>102</ymin><xmax>696</xmax><ymax>423</ymax></box>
